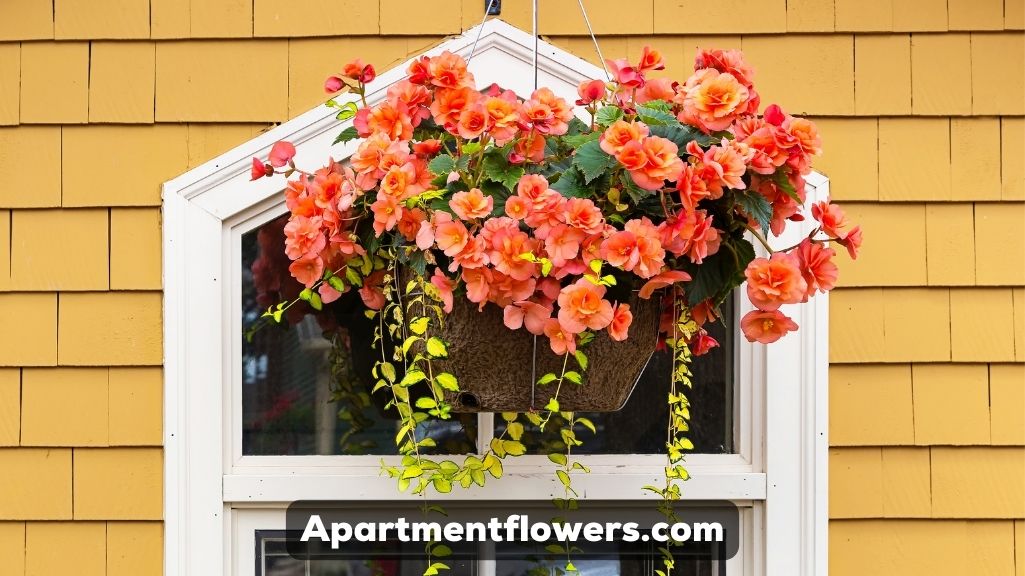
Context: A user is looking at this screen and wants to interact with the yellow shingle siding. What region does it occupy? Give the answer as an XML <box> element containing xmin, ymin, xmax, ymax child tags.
<box><xmin>0</xmin><ymin>1</ymin><xmax>1019</xmax><ymax>574</ymax></box>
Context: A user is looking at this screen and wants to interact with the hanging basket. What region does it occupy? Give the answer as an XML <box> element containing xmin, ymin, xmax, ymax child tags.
<box><xmin>427</xmin><ymin>294</ymin><xmax>661</xmax><ymax>413</ymax></box>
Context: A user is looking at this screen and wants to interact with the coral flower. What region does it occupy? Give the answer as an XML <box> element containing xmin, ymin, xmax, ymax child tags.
<box><xmin>545</xmin><ymin>224</ymin><xmax>586</xmax><ymax>265</ymax></box>
<box><xmin>434</xmin><ymin>219</ymin><xmax>470</xmax><ymax>256</ymax></box>
<box><xmin>544</xmin><ymin>318</ymin><xmax>577</xmax><ymax>355</ymax></box>
<box><xmin>370</xmin><ymin>194</ymin><xmax>403</xmax><ymax>237</ymax></box>
<box><xmin>744</xmin><ymin>253</ymin><xmax>808</xmax><ymax>311</ymax></box>
<box><xmin>576</xmin><ymin>79</ymin><xmax>606</xmax><ymax>105</ymax></box>
<box><xmin>268</xmin><ymin>140</ymin><xmax>296</xmax><ymax>168</ymax></box>
<box><xmin>511</xmin><ymin>132</ymin><xmax>546</xmax><ymax>164</ymax></box>
<box><xmin>430</xmin><ymin>87</ymin><xmax>478</xmax><ymax>129</ymax></box>
<box><xmin>839</xmin><ymin>225</ymin><xmax>863</xmax><ymax>260</ymax></box>
<box><xmin>324</xmin><ymin>75</ymin><xmax>344</xmax><ymax>93</ymax></box>
<box><xmin>427</xmin><ymin>51</ymin><xmax>474</xmax><ymax>89</ymax></box>
<box><xmin>637</xmin><ymin>46</ymin><xmax>665</xmax><ymax>73</ymax></box>
<box><xmin>629</xmin><ymin>136</ymin><xmax>685</xmax><ymax>191</ymax></box>
<box><xmin>602</xmin><ymin>230</ymin><xmax>640</xmax><ymax>271</ymax></box>
<box><xmin>811</xmin><ymin>200</ymin><xmax>849</xmax><ymax>239</ymax></box>
<box><xmin>606</xmin><ymin>58</ymin><xmax>644</xmax><ymax>88</ymax></box>
<box><xmin>284</xmin><ymin>215</ymin><xmax>326</xmax><ymax>260</ymax></box>
<box><xmin>341</xmin><ymin>58</ymin><xmax>376</xmax><ymax>83</ymax></box>
<box><xmin>694</xmin><ymin>48</ymin><xmax>754</xmax><ymax>88</ymax></box>
<box><xmin>638</xmin><ymin>270</ymin><xmax>691</xmax><ymax>299</ymax></box>
<box><xmin>608</xmin><ymin>303</ymin><xmax>633</xmax><ymax>341</ymax></box>
<box><xmin>504</xmin><ymin>196</ymin><xmax>530</xmax><ymax>220</ymax></box>
<box><xmin>288</xmin><ymin>255</ymin><xmax>324</xmax><ymax>288</ymax></box>
<box><xmin>505</xmin><ymin>301</ymin><xmax>551</xmax><ymax>334</ymax></box>
<box><xmin>636</xmin><ymin>77</ymin><xmax>676</xmax><ymax>104</ymax></box>
<box><xmin>557</xmin><ymin>279</ymin><xmax>614</xmax><ymax>334</ymax></box>
<box><xmin>251</xmin><ymin>157</ymin><xmax>271</xmax><ymax>180</ymax></box>
<box><xmin>691</xmin><ymin>329</ymin><xmax>719</xmax><ymax>356</ymax></box>
<box><xmin>600</xmin><ymin>120</ymin><xmax>649</xmax><ymax>156</ymax></box>
<box><xmin>457</xmin><ymin>104</ymin><xmax>488</xmax><ymax>139</ymax></box>
<box><xmin>450</xmin><ymin>188</ymin><xmax>494</xmax><ymax>220</ymax></box>
<box><xmin>562</xmin><ymin>198</ymin><xmax>604</xmax><ymax>234</ymax></box>
<box><xmin>430</xmin><ymin>268</ymin><xmax>455</xmax><ymax>313</ymax></box>
<box><xmin>796</xmin><ymin>239</ymin><xmax>838</xmax><ymax>299</ymax></box>
<box><xmin>679</xmin><ymin>68</ymin><xmax>749</xmax><ymax>132</ymax></box>
<box><xmin>357</xmin><ymin>101</ymin><xmax>414</xmax><ymax>141</ymax></box>
<box><xmin>740</xmin><ymin>309</ymin><xmax>798</xmax><ymax>344</ymax></box>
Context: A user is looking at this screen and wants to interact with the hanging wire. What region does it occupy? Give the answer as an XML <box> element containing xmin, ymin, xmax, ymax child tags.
<box><xmin>576</xmin><ymin>0</ymin><xmax>611</xmax><ymax>80</ymax></box>
<box><xmin>532</xmin><ymin>0</ymin><xmax>539</xmax><ymax>89</ymax></box>
<box><xmin>468</xmin><ymin>0</ymin><xmax>499</xmax><ymax>61</ymax></box>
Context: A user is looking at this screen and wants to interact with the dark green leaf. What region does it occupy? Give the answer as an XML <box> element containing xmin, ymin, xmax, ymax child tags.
<box><xmin>561</xmin><ymin>132</ymin><xmax>600</xmax><ymax>149</ymax></box>
<box><xmin>648</xmin><ymin>123</ymin><xmax>706</xmax><ymax>150</ymax></box>
<box><xmin>635</xmin><ymin>103</ymin><xmax>678</xmax><ymax>126</ymax></box>
<box><xmin>550</xmin><ymin>167</ymin><xmax>589</xmax><ymax>198</ymax></box>
<box><xmin>428</xmin><ymin>154</ymin><xmax>458</xmax><ymax>177</ymax></box>
<box><xmin>735</xmin><ymin>190</ymin><xmax>773</xmax><ymax>233</ymax></box>
<box><xmin>572</xmin><ymin>140</ymin><xmax>617</xmax><ymax>184</ymax></box>
<box><xmin>773</xmin><ymin>169</ymin><xmax>801</xmax><ymax>203</ymax></box>
<box><xmin>332</xmin><ymin>126</ymin><xmax>359</xmax><ymax>145</ymax></box>
<box><xmin>482</xmin><ymin>152</ymin><xmax>525</xmax><ymax>191</ymax></box>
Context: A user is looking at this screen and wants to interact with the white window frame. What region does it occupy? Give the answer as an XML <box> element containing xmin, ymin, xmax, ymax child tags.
<box><xmin>163</xmin><ymin>20</ymin><xmax>829</xmax><ymax>576</ymax></box>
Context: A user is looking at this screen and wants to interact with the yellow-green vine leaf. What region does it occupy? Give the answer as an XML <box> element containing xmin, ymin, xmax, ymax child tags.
<box><xmin>556</xmin><ymin>469</ymin><xmax>571</xmax><ymax>487</ymax></box>
<box><xmin>409</xmin><ymin>317</ymin><xmax>429</xmax><ymax>335</ymax></box>
<box><xmin>399</xmin><ymin>370</ymin><xmax>426</xmax><ymax>387</ymax></box>
<box><xmin>426</xmin><ymin>337</ymin><xmax>448</xmax><ymax>358</ymax></box>
<box><xmin>432</xmin><ymin>476</ymin><xmax>452</xmax><ymax>493</ymax></box>
<box><xmin>502</xmin><ymin>440</ymin><xmax>526</xmax><ymax>456</ymax></box>
<box><xmin>548</xmin><ymin>453</ymin><xmax>567</xmax><ymax>466</ymax></box>
<box><xmin>545</xmin><ymin>398</ymin><xmax>560</xmax><ymax>412</ymax></box>
<box><xmin>415</xmin><ymin>397</ymin><xmax>437</xmax><ymax>409</ymax></box>
<box><xmin>577</xmin><ymin>417</ymin><xmax>596</xmax><ymax>434</ymax></box>
<box><xmin>573</xmin><ymin>351</ymin><xmax>588</xmax><ymax>371</ymax></box>
<box><xmin>537</xmin><ymin>373</ymin><xmax>558</xmax><ymax>386</ymax></box>
<box><xmin>380</xmin><ymin>362</ymin><xmax>397</xmax><ymax>383</ymax></box>
<box><xmin>435</xmin><ymin>372</ymin><xmax>459</xmax><ymax>391</ymax></box>
<box><xmin>507</xmin><ymin>422</ymin><xmax>524</xmax><ymax>441</ymax></box>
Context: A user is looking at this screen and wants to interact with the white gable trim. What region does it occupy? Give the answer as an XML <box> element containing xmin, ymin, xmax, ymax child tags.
<box><xmin>163</xmin><ymin>19</ymin><xmax>828</xmax><ymax>575</ymax></box>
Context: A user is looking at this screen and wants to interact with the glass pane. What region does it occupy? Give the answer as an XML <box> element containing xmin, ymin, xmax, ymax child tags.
<box><xmin>498</xmin><ymin>298</ymin><xmax>735</xmax><ymax>455</ymax></box>
<box><xmin>242</xmin><ymin>215</ymin><xmax>477</xmax><ymax>456</ymax></box>
<box><xmin>494</xmin><ymin>540</ymin><xmax>724</xmax><ymax>576</ymax></box>
<box><xmin>257</xmin><ymin>531</ymin><xmax>477</xmax><ymax>576</ymax></box>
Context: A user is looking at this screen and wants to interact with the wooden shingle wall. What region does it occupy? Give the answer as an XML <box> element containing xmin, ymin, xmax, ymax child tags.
<box><xmin>0</xmin><ymin>1</ymin><xmax>1021</xmax><ymax>574</ymax></box>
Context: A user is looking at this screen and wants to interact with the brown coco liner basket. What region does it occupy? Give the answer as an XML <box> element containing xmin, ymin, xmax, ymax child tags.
<box><xmin>411</xmin><ymin>291</ymin><xmax>662</xmax><ymax>413</ymax></box>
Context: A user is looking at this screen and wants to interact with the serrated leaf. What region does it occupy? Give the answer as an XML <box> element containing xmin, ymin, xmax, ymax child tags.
<box><xmin>736</xmin><ymin>190</ymin><xmax>773</xmax><ymax>233</ymax></box>
<box><xmin>482</xmin><ymin>153</ymin><xmax>525</xmax><ymax>191</ymax></box>
<box><xmin>332</xmin><ymin>126</ymin><xmax>359</xmax><ymax>145</ymax></box>
<box><xmin>562</xmin><ymin>132</ymin><xmax>601</xmax><ymax>148</ymax></box>
<box><xmin>648</xmin><ymin>123</ymin><xmax>707</xmax><ymax>149</ymax></box>
<box><xmin>595</xmin><ymin>106</ymin><xmax>623</xmax><ymax>127</ymax></box>
<box><xmin>327</xmin><ymin>275</ymin><xmax>346</xmax><ymax>292</ymax></box>
<box><xmin>635</xmin><ymin>103</ymin><xmax>678</xmax><ymax>126</ymax></box>
<box><xmin>428</xmin><ymin>154</ymin><xmax>458</xmax><ymax>177</ymax></box>
<box><xmin>573</xmin><ymin>140</ymin><xmax>617</xmax><ymax>184</ymax></box>
<box><xmin>549</xmin><ymin>167</ymin><xmax>589</xmax><ymax>198</ymax></box>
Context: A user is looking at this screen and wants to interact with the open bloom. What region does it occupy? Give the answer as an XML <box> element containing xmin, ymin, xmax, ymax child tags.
<box><xmin>430</xmin><ymin>268</ymin><xmax>455</xmax><ymax>313</ymax></box>
<box><xmin>428</xmin><ymin>51</ymin><xmax>473</xmax><ymax>89</ymax></box>
<box><xmin>796</xmin><ymin>239</ymin><xmax>838</xmax><ymax>299</ymax></box>
<box><xmin>678</xmin><ymin>68</ymin><xmax>749</xmax><ymax>132</ymax></box>
<box><xmin>450</xmin><ymin>188</ymin><xmax>494</xmax><ymax>220</ymax></box>
<box><xmin>608</xmin><ymin>303</ymin><xmax>633</xmax><ymax>341</ymax></box>
<box><xmin>745</xmin><ymin>253</ymin><xmax>808</xmax><ymax>311</ymax></box>
<box><xmin>557</xmin><ymin>278</ymin><xmax>614</xmax><ymax>333</ymax></box>
<box><xmin>741</xmin><ymin>309</ymin><xmax>798</xmax><ymax>344</ymax></box>
<box><xmin>544</xmin><ymin>318</ymin><xmax>577</xmax><ymax>355</ymax></box>
<box><xmin>288</xmin><ymin>255</ymin><xmax>323</xmax><ymax>287</ymax></box>
<box><xmin>268</xmin><ymin>140</ymin><xmax>296</xmax><ymax>168</ymax></box>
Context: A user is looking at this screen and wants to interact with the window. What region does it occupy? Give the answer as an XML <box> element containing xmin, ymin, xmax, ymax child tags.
<box><xmin>164</xmin><ymin>20</ymin><xmax>829</xmax><ymax>576</ymax></box>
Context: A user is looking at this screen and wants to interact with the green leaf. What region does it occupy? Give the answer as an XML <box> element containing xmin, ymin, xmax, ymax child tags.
<box><xmin>577</xmin><ymin>417</ymin><xmax>596</xmax><ymax>434</ymax></box>
<box><xmin>595</xmin><ymin>105</ymin><xmax>624</xmax><ymax>127</ymax></box>
<box><xmin>564</xmin><ymin>371</ymin><xmax>582</xmax><ymax>385</ymax></box>
<box><xmin>399</xmin><ymin>370</ymin><xmax>427</xmax><ymax>387</ymax></box>
<box><xmin>506</xmin><ymin>422</ymin><xmax>524</xmax><ymax>441</ymax></box>
<box><xmin>436</xmin><ymin>372</ymin><xmax>459</xmax><ymax>391</ymax></box>
<box><xmin>773</xmin><ymin>168</ymin><xmax>802</xmax><ymax>203</ymax></box>
<box><xmin>415</xmin><ymin>397</ymin><xmax>438</xmax><ymax>409</ymax></box>
<box><xmin>549</xmin><ymin>167</ymin><xmax>589</xmax><ymax>198</ymax></box>
<box><xmin>556</xmin><ymin>469</ymin><xmax>571</xmax><ymax>487</ymax></box>
<box><xmin>572</xmin><ymin>140</ymin><xmax>617</xmax><ymax>184</ymax></box>
<box><xmin>380</xmin><ymin>362</ymin><xmax>397</xmax><ymax>383</ymax></box>
<box><xmin>545</xmin><ymin>398</ymin><xmax>560</xmax><ymax>412</ymax></box>
<box><xmin>428</xmin><ymin>154</ymin><xmax>458</xmax><ymax>177</ymax></box>
<box><xmin>736</xmin><ymin>190</ymin><xmax>773</xmax><ymax>233</ymax></box>
<box><xmin>482</xmin><ymin>152</ymin><xmax>525</xmax><ymax>191</ymax></box>
<box><xmin>648</xmin><ymin>123</ymin><xmax>707</xmax><ymax>150</ymax></box>
<box><xmin>537</xmin><ymin>373</ymin><xmax>558</xmax><ymax>386</ymax></box>
<box><xmin>308</xmin><ymin>291</ymin><xmax>323</xmax><ymax>311</ymax></box>
<box><xmin>426</xmin><ymin>337</ymin><xmax>448</xmax><ymax>358</ymax></box>
<box><xmin>503</xmin><ymin>440</ymin><xmax>526</xmax><ymax>456</ymax></box>
<box><xmin>432</xmin><ymin>476</ymin><xmax>452</xmax><ymax>493</ymax></box>
<box><xmin>548</xmin><ymin>453</ymin><xmax>568</xmax><ymax>466</ymax></box>
<box><xmin>332</xmin><ymin>126</ymin><xmax>359</xmax><ymax>146</ymax></box>
<box><xmin>327</xmin><ymin>275</ymin><xmax>346</xmax><ymax>292</ymax></box>
<box><xmin>409</xmin><ymin>317</ymin><xmax>430</xmax><ymax>335</ymax></box>
<box><xmin>299</xmin><ymin>287</ymin><xmax>313</xmax><ymax>302</ymax></box>
<box><xmin>433</xmin><ymin>544</ymin><xmax>453</xmax><ymax>558</ymax></box>
<box><xmin>335</xmin><ymin>101</ymin><xmax>359</xmax><ymax>122</ymax></box>
<box><xmin>345</xmin><ymin>267</ymin><xmax>362</xmax><ymax>286</ymax></box>
<box><xmin>635</xmin><ymin>103</ymin><xmax>678</xmax><ymax>126</ymax></box>
<box><xmin>561</xmin><ymin>132</ymin><xmax>601</xmax><ymax>149</ymax></box>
